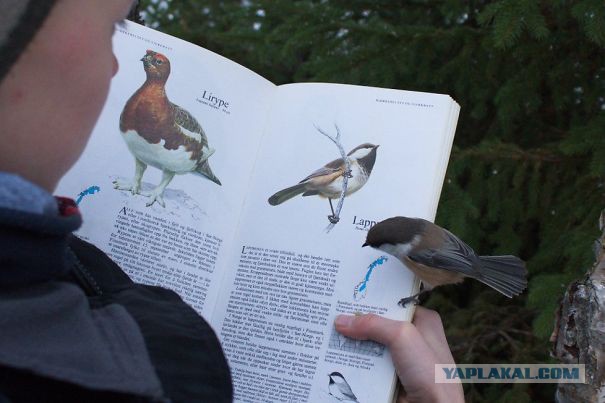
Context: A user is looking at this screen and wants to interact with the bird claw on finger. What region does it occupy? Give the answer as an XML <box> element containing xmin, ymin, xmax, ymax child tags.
<box><xmin>344</xmin><ymin>170</ymin><xmax>353</xmax><ymax>178</ymax></box>
<box><xmin>397</xmin><ymin>296</ymin><xmax>419</xmax><ymax>308</ymax></box>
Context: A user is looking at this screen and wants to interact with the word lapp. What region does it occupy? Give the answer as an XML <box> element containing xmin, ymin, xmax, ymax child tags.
<box><xmin>353</xmin><ymin>215</ymin><xmax>377</xmax><ymax>230</ymax></box>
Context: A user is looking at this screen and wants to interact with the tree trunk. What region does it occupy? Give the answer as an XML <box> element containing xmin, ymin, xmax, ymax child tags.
<box><xmin>551</xmin><ymin>212</ymin><xmax>605</xmax><ymax>402</ymax></box>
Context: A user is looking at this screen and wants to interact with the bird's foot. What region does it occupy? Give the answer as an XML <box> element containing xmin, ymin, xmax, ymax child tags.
<box><xmin>398</xmin><ymin>296</ymin><xmax>420</xmax><ymax>308</ymax></box>
<box><xmin>344</xmin><ymin>169</ymin><xmax>353</xmax><ymax>178</ymax></box>
<box><xmin>141</xmin><ymin>190</ymin><xmax>166</xmax><ymax>207</ymax></box>
<box><xmin>328</xmin><ymin>215</ymin><xmax>340</xmax><ymax>224</ymax></box>
<box><xmin>112</xmin><ymin>179</ymin><xmax>140</xmax><ymax>195</ymax></box>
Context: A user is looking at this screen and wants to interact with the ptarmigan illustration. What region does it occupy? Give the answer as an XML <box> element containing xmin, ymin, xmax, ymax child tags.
<box><xmin>114</xmin><ymin>50</ymin><xmax>221</xmax><ymax>207</ymax></box>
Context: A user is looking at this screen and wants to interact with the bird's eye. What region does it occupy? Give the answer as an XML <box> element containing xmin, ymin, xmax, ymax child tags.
<box><xmin>155</xmin><ymin>59</ymin><xmax>163</xmax><ymax>65</ymax></box>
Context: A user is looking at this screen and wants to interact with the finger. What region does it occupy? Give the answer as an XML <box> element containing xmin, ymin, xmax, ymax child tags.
<box><xmin>334</xmin><ymin>314</ymin><xmax>433</xmax><ymax>369</ymax></box>
<box><xmin>334</xmin><ymin>313</ymin><xmax>417</xmax><ymax>346</ymax></box>
<box><xmin>334</xmin><ymin>314</ymin><xmax>438</xmax><ymax>392</ymax></box>
<box><xmin>412</xmin><ymin>307</ymin><xmax>455</xmax><ymax>364</ymax></box>
<box><xmin>334</xmin><ymin>314</ymin><xmax>462</xmax><ymax>402</ymax></box>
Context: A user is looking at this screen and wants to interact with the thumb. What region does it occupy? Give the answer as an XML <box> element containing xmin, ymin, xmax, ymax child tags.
<box><xmin>334</xmin><ymin>313</ymin><xmax>420</xmax><ymax>347</ymax></box>
<box><xmin>334</xmin><ymin>314</ymin><xmax>402</xmax><ymax>345</ymax></box>
<box><xmin>334</xmin><ymin>313</ymin><xmax>448</xmax><ymax>402</ymax></box>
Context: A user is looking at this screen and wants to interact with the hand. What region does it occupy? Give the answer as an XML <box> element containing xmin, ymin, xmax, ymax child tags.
<box><xmin>334</xmin><ymin>307</ymin><xmax>464</xmax><ymax>403</ymax></box>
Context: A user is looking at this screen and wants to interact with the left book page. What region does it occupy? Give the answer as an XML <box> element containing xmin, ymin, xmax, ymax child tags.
<box><xmin>56</xmin><ymin>21</ymin><xmax>275</xmax><ymax>318</ymax></box>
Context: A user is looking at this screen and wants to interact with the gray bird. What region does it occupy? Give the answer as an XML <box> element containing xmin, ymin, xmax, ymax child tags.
<box><xmin>363</xmin><ymin>217</ymin><xmax>527</xmax><ymax>306</ymax></box>
<box><xmin>268</xmin><ymin>144</ymin><xmax>378</xmax><ymax>222</ymax></box>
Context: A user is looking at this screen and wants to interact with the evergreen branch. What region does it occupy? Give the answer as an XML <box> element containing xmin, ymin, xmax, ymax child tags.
<box><xmin>339</xmin><ymin>21</ymin><xmax>482</xmax><ymax>39</ymax></box>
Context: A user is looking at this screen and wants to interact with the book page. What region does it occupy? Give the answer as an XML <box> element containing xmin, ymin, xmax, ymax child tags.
<box><xmin>56</xmin><ymin>22</ymin><xmax>275</xmax><ymax>318</ymax></box>
<box><xmin>211</xmin><ymin>83</ymin><xmax>459</xmax><ymax>402</ymax></box>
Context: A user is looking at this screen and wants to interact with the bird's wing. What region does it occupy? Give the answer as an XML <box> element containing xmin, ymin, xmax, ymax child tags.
<box><xmin>338</xmin><ymin>382</ymin><xmax>358</xmax><ymax>401</ymax></box>
<box><xmin>299</xmin><ymin>157</ymin><xmax>344</xmax><ymax>183</ymax></box>
<box><xmin>408</xmin><ymin>229</ymin><xmax>480</xmax><ymax>277</ymax></box>
<box><xmin>170</xmin><ymin>102</ymin><xmax>209</xmax><ymax>147</ymax></box>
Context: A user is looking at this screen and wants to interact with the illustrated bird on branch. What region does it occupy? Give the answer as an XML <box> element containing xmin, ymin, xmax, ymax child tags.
<box><xmin>115</xmin><ymin>50</ymin><xmax>221</xmax><ymax>207</ymax></box>
<box><xmin>268</xmin><ymin>124</ymin><xmax>378</xmax><ymax>231</ymax></box>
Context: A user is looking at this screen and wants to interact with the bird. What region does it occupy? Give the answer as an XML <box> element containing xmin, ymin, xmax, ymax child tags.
<box><xmin>114</xmin><ymin>49</ymin><xmax>221</xmax><ymax>207</ymax></box>
<box><xmin>363</xmin><ymin>216</ymin><xmax>527</xmax><ymax>307</ymax></box>
<box><xmin>268</xmin><ymin>143</ymin><xmax>378</xmax><ymax>222</ymax></box>
<box><xmin>328</xmin><ymin>372</ymin><xmax>359</xmax><ymax>402</ymax></box>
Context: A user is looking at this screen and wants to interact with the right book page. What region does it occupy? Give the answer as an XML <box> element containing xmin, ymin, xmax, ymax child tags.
<box><xmin>211</xmin><ymin>82</ymin><xmax>459</xmax><ymax>403</ymax></box>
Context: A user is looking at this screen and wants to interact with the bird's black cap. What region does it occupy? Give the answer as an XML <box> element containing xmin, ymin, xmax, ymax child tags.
<box><xmin>364</xmin><ymin>216</ymin><xmax>427</xmax><ymax>247</ymax></box>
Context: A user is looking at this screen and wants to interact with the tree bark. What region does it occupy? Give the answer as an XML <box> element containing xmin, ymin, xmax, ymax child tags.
<box><xmin>551</xmin><ymin>212</ymin><xmax>605</xmax><ymax>402</ymax></box>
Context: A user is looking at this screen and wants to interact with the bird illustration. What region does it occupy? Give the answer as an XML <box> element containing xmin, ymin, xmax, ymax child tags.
<box><xmin>268</xmin><ymin>143</ymin><xmax>378</xmax><ymax>221</ymax></box>
<box><xmin>363</xmin><ymin>217</ymin><xmax>527</xmax><ymax>307</ymax></box>
<box><xmin>328</xmin><ymin>372</ymin><xmax>359</xmax><ymax>402</ymax></box>
<box><xmin>114</xmin><ymin>50</ymin><xmax>221</xmax><ymax>207</ymax></box>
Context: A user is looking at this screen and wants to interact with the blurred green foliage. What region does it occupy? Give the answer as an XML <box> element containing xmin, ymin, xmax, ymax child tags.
<box><xmin>138</xmin><ymin>0</ymin><xmax>604</xmax><ymax>401</ymax></box>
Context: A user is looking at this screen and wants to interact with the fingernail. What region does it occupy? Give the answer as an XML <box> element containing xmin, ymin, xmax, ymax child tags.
<box><xmin>335</xmin><ymin>314</ymin><xmax>354</xmax><ymax>328</ymax></box>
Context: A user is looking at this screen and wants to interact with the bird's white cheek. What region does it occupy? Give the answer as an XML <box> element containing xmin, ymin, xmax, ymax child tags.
<box><xmin>349</xmin><ymin>147</ymin><xmax>372</xmax><ymax>159</ymax></box>
<box><xmin>377</xmin><ymin>244</ymin><xmax>393</xmax><ymax>255</ymax></box>
<box><xmin>378</xmin><ymin>243</ymin><xmax>413</xmax><ymax>260</ymax></box>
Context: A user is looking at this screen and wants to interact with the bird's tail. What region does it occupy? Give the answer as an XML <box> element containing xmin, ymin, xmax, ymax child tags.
<box><xmin>268</xmin><ymin>183</ymin><xmax>306</xmax><ymax>206</ymax></box>
<box><xmin>196</xmin><ymin>160</ymin><xmax>221</xmax><ymax>185</ymax></box>
<box><xmin>476</xmin><ymin>255</ymin><xmax>527</xmax><ymax>297</ymax></box>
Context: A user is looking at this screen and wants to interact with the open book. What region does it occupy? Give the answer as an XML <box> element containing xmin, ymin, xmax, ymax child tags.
<box><xmin>57</xmin><ymin>21</ymin><xmax>459</xmax><ymax>403</ymax></box>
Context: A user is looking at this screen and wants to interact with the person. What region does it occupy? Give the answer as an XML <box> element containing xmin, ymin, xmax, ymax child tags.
<box><xmin>0</xmin><ymin>1</ymin><xmax>232</xmax><ymax>402</ymax></box>
<box><xmin>335</xmin><ymin>308</ymin><xmax>465</xmax><ymax>402</ymax></box>
<box><xmin>0</xmin><ymin>1</ymin><xmax>463</xmax><ymax>402</ymax></box>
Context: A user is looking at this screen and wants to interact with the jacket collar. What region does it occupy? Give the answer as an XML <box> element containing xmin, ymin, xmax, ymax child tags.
<box><xmin>0</xmin><ymin>198</ymin><xmax>82</xmax><ymax>287</ymax></box>
<box><xmin>0</xmin><ymin>172</ymin><xmax>58</xmax><ymax>214</ymax></box>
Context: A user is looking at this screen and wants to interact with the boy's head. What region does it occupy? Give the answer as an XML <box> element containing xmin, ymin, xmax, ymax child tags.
<box><xmin>0</xmin><ymin>0</ymin><xmax>134</xmax><ymax>191</ymax></box>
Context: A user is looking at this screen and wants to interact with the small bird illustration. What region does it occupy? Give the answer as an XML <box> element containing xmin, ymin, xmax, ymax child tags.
<box><xmin>363</xmin><ymin>217</ymin><xmax>527</xmax><ymax>306</ymax></box>
<box><xmin>268</xmin><ymin>143</ymin><xmax>378</xmax><ymax>221</ymax></box>
<box><xmin>114</xmin><ymin>50</ymin><xmax>220</xmax><ymax>207</ymax></box>
<box><xmin>328</xmin><ymin>372</ymin><xmax>359</xmax><ymax>402</ymax></box>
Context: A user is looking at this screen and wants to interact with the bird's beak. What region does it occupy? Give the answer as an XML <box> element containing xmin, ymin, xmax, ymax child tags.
<box><xmin>375</xmin><ymin>145</ymin><xmax>380</xmax><ymax>149</ymax></box>
<box><xmin>362</xmin><ymin>242</ymin><xmax>369</xmax><ymax>247</ymax></box>
<box><xmin>141</xmin><ymin>54</ymin><xmax>152</xmax><ymax>66</ymax></box>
